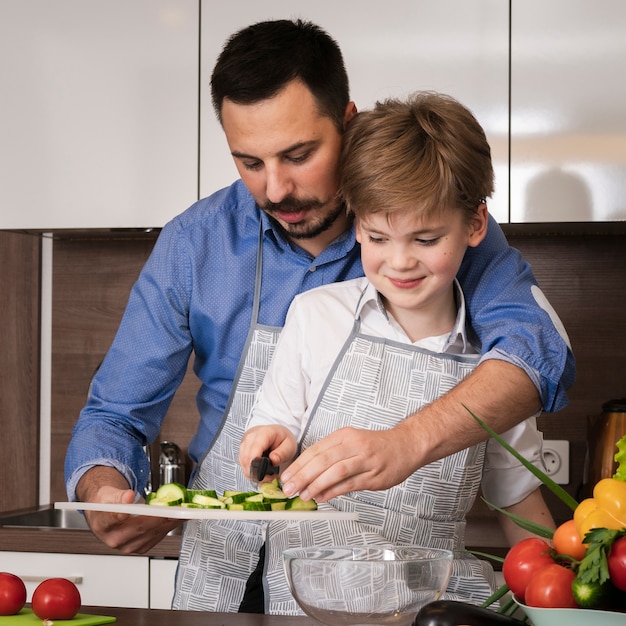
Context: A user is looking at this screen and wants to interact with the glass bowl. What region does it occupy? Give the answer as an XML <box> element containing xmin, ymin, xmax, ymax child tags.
<box><xmin>283</xmin><ymin>545</ymin><xmax>453</xmax><ymax>626</ymax></box>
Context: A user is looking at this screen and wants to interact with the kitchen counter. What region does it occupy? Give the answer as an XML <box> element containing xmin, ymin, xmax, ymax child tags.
<box><xmin>0</xmin><ymin>507</ymin><xmax>507</xmax><ymax>560</ymax></box>
<box><xmin>47</xmin><ymin>607</ymin><xmax>319</xmax><ymax>626</ymax></box>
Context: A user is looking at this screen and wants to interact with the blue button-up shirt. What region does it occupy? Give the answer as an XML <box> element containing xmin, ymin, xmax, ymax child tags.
<box><xmin>65</xmin><ymin>179</ymin><xmax>575</xmax><ymax>498</ymax></box>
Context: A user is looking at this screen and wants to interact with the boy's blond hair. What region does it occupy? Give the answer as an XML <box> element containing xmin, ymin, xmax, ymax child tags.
<box><xmin>340</xmin><ymin>91</ymin><xmax>494</xmax><ymax>221</ymax></box>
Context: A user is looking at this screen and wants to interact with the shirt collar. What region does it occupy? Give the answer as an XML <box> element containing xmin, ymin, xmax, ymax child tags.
<box><xmin>357</xmin><ymin>279</ymin><xmax>472</xmax><ymax>353</ymax></box>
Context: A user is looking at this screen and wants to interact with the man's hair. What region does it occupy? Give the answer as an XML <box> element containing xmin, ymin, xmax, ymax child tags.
<box><xmin>340</xmin><ymin>91</ymin><xmax>495</xmax><ymax>221</ymax></box>
<box><xmin>211</xmin><ymin>19</ymin><xmax>350</xmax><ymax>132</ymax></box>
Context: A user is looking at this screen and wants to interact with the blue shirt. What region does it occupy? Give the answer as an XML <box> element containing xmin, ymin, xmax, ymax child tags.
<box><xmin>65</xmin><ymin>179</ymin><xmax>575</xmax><ymax>498</ymax></box>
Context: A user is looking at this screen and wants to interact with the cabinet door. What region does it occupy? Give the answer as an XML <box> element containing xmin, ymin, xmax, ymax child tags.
<box><xmin>2</xmin><ymin>551</ymin><xmax>149</xmax><ymax>608</ymax></box>
<box><xmin>149</xmin><ymin>558</ymin><xmax>178</xmax><ymax>609</ymax></box>
<box><xmin>511</xmin><ymin>0</ymin><xmax>626</xmax><ymax>222</ymax></box>
<box><xmin>0</xmin><ymin>0</ymin><xmax>198</xmax><ymax>229</ymax></box>
<box><xmin>200</xmin><ymin>1</ymin><xmax>510</xmax><ymax>223</ymax></box>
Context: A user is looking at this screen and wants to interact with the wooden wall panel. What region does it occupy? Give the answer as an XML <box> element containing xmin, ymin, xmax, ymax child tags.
<box><xmin>0</xmin><ymin>231</ymin><xmax>40</xmax><ymax>513</ymax></box>
<box><xmin>49</xmin><ymin>228</ymin><xmax>626</xmax><ymax>525</ymax></box>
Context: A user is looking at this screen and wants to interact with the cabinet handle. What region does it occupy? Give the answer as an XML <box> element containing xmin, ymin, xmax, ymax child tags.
<box><xmin>20</xmin><ymin>575</ymin><xmax>83</xmax><ymax>585</ymax></box>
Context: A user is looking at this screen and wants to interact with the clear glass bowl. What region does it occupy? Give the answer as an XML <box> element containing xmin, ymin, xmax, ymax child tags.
<box><xmin>283</xmin><ymin>545</ymin><xmax>453</xmax><ymax>626</ymax></box>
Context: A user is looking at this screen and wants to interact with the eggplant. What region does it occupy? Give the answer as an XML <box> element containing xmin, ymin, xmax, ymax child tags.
<box><xmin>414</xmin><ymin>600</ymin><xmax>526</xmax><ymax>626</ymax></box>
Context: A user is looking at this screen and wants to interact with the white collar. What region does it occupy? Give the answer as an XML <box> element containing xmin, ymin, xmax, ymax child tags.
<box><xmin>356</xmin><ymin>279</ymin><xmax>472</xmax><ymax>353</ymax></box>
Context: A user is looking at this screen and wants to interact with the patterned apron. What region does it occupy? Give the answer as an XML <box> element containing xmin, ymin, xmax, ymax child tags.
<box><xmin>263</xmin><ymin>292</ymin><xmax>496</xmax><ymax>614</ymax></box>
<box><xmin>173</xmin><ymin>225</ymin><xmax>281</xmax><ymax>611</ymax></box>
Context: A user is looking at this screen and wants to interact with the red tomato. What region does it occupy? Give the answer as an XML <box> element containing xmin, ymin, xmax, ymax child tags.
<box><xmin>502</xmin><ymin>538</ymin><xmax>554</xmax><ymax>602</ymax></box>
<box><xmin>552</xmin><ymin>519</ymin><xmax>587</xmax><ymax>561</ymax></box>
<box><xmin>0</xmin><ymin>572</ymin><xmax>27</xmax><ymax>616</ymax></box>
<box><xmin>524</xmin><ymin>563</ymin><xmax>577</xmax><ymax>608</ymax></box>
<box><xmin>608</xmin><ymin>535</ymin><xmax>626</xmax><ymax>591</ymax></box>
<box><xmin>31</xmin><ymin>578</ymin><xmax>81</xmax><ymax>620</ymax></box>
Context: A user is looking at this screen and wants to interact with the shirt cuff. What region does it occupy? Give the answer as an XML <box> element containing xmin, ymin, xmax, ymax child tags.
<box><xmin>65</xmin><ymin>460</ymin><xmax>139</xmax><ymax>502</ymax></box>
<box><xmin>479</xmin><ymin>348</ymin><xmax>543</xmax><ymax>398</ymax></box>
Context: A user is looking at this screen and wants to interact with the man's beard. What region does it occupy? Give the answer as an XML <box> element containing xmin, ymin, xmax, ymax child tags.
<box><xmin>262</xmin><ymin>197</ymin><xmax>345</xmax><ymax>240</ymax></box>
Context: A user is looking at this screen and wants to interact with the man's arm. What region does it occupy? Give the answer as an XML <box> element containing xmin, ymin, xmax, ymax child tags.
<box><xmin>280</xmin><ymin>360</ymin><xmax>539</xmax><ymax>501</ymax></box>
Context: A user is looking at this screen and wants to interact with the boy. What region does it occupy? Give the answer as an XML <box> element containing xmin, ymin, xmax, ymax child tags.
<box><xmin>240</xmin><ymin>92</ymin><xmax>554</xmax><ymax>613</ymax></box>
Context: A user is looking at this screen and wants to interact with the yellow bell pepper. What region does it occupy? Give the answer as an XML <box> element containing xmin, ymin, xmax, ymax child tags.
<box><xmin>574</xmin><ymin>478</ymin><xmax>626</xmax><ymax>538</ymax></box>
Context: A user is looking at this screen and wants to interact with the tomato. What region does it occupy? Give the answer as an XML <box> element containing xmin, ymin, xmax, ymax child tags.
<box><xmin>502</xmin><ymin>537</ymin><xmax>554</xmax><ymax>602</ymax></box>
<box><xmin>31</xmin><ymin>578</ymin><xmax>81</xmax><ymax>620</ymax></box>
<box><xmin>524</xmin><ymin>563</ymin><xmax>577</xmax><ymax>608</ymax></box>
<box><xmin>608</xmin><ymin>535</ymin><xmax>626</xmax><ymax>591</ymax></box>
<box><xmin>0</xmin><ymin>572</ymin><xmax>27</xmax><ymax>616</ymax></box>
<box><xmin>552</xmin><ymin>519</ymin><xmax>587</xmax><ymax>561</ymax></box>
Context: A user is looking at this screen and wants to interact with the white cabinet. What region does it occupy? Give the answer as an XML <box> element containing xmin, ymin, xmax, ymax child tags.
<box><xmin>2</xmin><ymin>551</ymin><xmax>150</xmax><ymax>608</ymax></box>
<box><xmin>149</xmin><ymin>558</ymin><xmax>178</xmax><ymax>610</ymax></box>
<box><xmin>510</xmin><ymin>0</ymin><xmax>626</xmax><ymax>222</ymax></box>
<box><xmin>0</xmin><ymin>0</ymin><xmax>198</xmax><ymax>229</ymax></box>
<box><xmin>199</xmin><ymin>1</ymin><xmax>510</xmax><ymax>224</ymax></box>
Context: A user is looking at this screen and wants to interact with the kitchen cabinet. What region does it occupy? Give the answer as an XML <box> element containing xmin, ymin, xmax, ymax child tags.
<box><xmin>1</xmin><ymin>551</ymin><xmax>150</xmax><ymax>608</ymax></box>
<box><xmin>510</xmin><ymin>0</ymin><xmax>626</xmax><ymax>222</ymax></box>
<box><xmin>0</xmin><ymin>0</ymin><xmax>198</xmax><ymax>229</ymax></box>
<box><xmin>149</xmin><ymin>558</ymin><xmax>178</xmax><ymax>610</ymax></box>
<box><xmin>199</xmin><ymin>0</ymin><xmax>510</xmax><ymax>224</ymax></box>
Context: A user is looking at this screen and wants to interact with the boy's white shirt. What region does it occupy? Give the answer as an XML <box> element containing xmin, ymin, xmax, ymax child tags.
<box><xmin>248</xmin><ymin>276</ymin><xmax>543</xmax><ymax>508</ymax></box>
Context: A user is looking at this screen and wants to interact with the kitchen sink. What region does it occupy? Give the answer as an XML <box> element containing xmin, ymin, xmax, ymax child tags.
<box><xmin>0</xmin><ymin>507</ymin><xmax>89</xmax><ymax>530</ymax></box>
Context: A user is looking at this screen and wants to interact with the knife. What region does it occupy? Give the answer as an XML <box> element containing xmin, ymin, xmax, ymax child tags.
<box><xmin>249</xmin><ymin>449</ymin><xmax>280</xmax><ymax>482</ymax></box>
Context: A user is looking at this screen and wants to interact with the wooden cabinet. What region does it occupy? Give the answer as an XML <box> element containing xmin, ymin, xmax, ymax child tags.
<box><xmin>0</xmin><ymin>0</ymin><xmax>198</xmax><ymax>229</ymax></box>
<box><xmin>199</xmin><ymin>0</ymin><xmax>510</xmax><ymax>223</ymax></box>
<box><xmin>510</xmin><ymin>0</ymin><xmax>626</xmax><ymax>222</ymax></box>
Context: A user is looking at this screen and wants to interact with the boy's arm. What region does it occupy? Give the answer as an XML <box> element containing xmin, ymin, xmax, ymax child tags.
<box><xmin>498</xmin><ymin>488</ymin><xmax>556</xmax><ymax>546</ymax></box>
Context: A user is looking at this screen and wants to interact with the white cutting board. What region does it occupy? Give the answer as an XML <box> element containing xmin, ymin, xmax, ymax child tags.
<box><xmin>55</xmin><ymin>501</ymin><xmax>358</xmax><ymax>521</ymax></box>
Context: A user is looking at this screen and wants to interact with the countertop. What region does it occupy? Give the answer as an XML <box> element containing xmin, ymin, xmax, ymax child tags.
<box><xmin>46</xmin><ymin>607</ymin><xmax>318</xmax><ymax>626</ymax></box>
<box><xmin>0</xmin><ymin>507</ymin><xmax>508</xmax><ymax>561</ymax></box>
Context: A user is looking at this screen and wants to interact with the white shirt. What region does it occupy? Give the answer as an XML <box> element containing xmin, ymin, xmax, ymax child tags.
<box><xmin>249</xmin><ymin>276</ymin><xmax>543</xmax><ymax>508</ymax></box>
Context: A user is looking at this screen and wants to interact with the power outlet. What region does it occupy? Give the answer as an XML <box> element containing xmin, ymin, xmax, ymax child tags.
<box><xmin>541</xmin><ymin>440</ymin><xmax>570</xmax><ymax>485</ymax></box>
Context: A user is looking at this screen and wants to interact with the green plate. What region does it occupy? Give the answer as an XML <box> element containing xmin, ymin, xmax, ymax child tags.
<box><xmin>0</xmin><ymin>609</ymin><xmax>116</xmax><ymax>626</ymax></box>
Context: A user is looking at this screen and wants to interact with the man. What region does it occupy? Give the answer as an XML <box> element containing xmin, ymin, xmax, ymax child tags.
<box><xmin>65</xmin><ymin>19</ymin><xmax>574</xmax><ymax>612</ymax></box>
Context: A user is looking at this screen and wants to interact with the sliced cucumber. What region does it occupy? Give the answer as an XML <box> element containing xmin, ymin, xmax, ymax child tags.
<box><xmin>185</xmin><ymin>488</ymin><xmax>217</xmax><ymax>502</ymax></box>
<box><xmin>260</xmin><ymin>482</ymin><xmax>288</xmax><ymax>501</ymax></box>
<box><xmin>191</xmin><ymin>493</ymin><xmax>226</xmax><ymax>508</ymax></box>
<box><xmin>155</xmin><ymin>482</ymin><xmax>187</xmax><ymax>503</ymax></box>
<box><xmin>243</xmin><ymin>501</ymin><xmax>271</xmax><ymax>511</ymax></box>
<box><xmin>244</xmin><ymin>493</ymin><xmax>265</xmax><ymax>503</ymax></box>
<box><xmin>285</xmin><ymin>496</ymin><xmax>317</xmax><ymax>511</ymax></box>
<box><xmin>270</xmin><ymin>501</ymin><xmax>287</xmax><ymax>511</ymax></box>
<box><xmin>149</xmin><ymin>496</ymin><xmax>183</xmax><ymax>507</ymax></box>
<box><xmin>226</xmin><ymin>503</ymin><xmax>245</xmax><ymax>511</ymax></box>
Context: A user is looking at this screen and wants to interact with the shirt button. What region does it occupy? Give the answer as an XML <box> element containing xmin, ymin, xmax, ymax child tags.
<box><xmin>309</xmin><ymin>266</ymin><xmax>316</xmax><ymax>272</ymax></box>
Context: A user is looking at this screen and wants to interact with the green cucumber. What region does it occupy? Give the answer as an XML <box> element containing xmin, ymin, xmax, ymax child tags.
<box><xmin>285</xmin><ymin>496</ymin><xmax>317</xmax><ymax>511</ymax></box>
<box><xmin>243</xmin><ymin>501</ymin><xmax>271</xmax><ymax>511</ymax></box>
<box><xmin>154</xmin><ymin>482</ymin><xmax>187</xmax><ymax>503</ymax></box>
<box><xmin>191</xmin><ymin>494</ymin><xmax>226</xmax><ymax>508</ymax></box>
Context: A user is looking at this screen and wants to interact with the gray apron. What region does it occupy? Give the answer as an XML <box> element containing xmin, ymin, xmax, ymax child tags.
<box><xmin>264</xmin><ymin>291</ymin><xmax>496</xmax><ymax>614</ymax></box>
<box><xmin>173</xmin><ymin>225</ymin><xmax>281</xmax><ymax>611</ymax></box>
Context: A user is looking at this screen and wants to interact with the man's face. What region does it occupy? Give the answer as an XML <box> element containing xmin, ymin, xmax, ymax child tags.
<box><xmin>221</xmin><ymin>80</ymin><xmax>355</xmax><ymax>255</ymax></box>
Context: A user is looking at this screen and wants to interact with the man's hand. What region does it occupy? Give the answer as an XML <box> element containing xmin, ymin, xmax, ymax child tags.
<box><xmin>76</xmin><ymin>466</ymin><xmax>180</xmax><ymax>554</ymax></box>
<box><xmin>280</xmin><ymin>360</ymin><xmax>541</xmax><ymax>502</ymax></box>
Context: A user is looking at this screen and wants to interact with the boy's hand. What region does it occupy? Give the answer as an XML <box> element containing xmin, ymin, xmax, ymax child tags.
<box><xmin>239</xmin><ymin>425</ymin><xmax>298</xmax><ymax>480</ymax></box>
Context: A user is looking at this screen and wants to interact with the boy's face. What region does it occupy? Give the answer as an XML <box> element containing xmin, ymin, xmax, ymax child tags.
<box><xmin>221</xmin><ymin>80</ymin><xmax>356</xmax><ymax>256</ymax></box>
<box><xmin>355</xmin><ymin>206</ymin><xmax>487</xmax><ymax>335</ymax></box>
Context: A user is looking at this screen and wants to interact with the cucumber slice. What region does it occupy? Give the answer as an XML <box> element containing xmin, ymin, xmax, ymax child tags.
<box><xmin>226</xmin><ymin>503</ymin><xmax>245</xmax><ymax>511</ymax></box>
<box><xmin>191</xmin><ymin>494</ymin><xmax>226</xmax><ymax>508</ymax></box>
<box><xmin>270</xmin><ymin>501</ymin><xmax>287</xmax><ymax>511</ymax></box>
<box><xmin>229</xmin><ymin>491</ymin><xmax>259</xmax><ymax>504</ymax></box>
<box><xmin>244</xmin><ymin>493</ymin><xmax>265</xmax><ymax>503</ymax></box>
<box><xmin>285</xmin><ymin>496</ymin><xmax>317</xmax><ymax>511</ymax></box>
<box><xmin>155</xmin><ymin>482</ymin><xmax>187</xmax><ymax>503</ymax></box>
<box><xmin>149</xmin><ymin>496</ymin><xmax>183</xmax><ymax>507</ymax></box>
<box><xmin>260</xmin><ymin>481</ymin><xmax>288</xmax><ymax>501</ymax></box>
<box><xmin>243</xmin><ymin>501</ymin><xmax>271</xmax><ymax>511</ymax></box>
<box><xmin>185</xmin><ymin>488</ymin><xmax>217</xmax><ymax>502</ymax></box>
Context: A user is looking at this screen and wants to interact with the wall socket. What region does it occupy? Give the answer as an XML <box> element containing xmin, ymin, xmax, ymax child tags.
<box><xmin>541</xmin><ymin>440</ymin><xmax>570</xmax><ymax>484</ymax></box>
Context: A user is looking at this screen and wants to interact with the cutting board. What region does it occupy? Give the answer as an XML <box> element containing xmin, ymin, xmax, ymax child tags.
<box><xmin>55</xmin><ymin>501</ymin><xmax>358</xmax><ymax>521</ymax></box>
<box><xmin>0</xmin><ymin>609</ymin><xmax>116</xmax><ymax>625</ymax></box>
